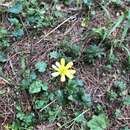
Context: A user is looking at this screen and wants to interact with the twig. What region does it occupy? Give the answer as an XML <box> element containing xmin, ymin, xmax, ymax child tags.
<box><xmin>58</xmin><ymin>109</ymin><xmax>89</xmax><ymax>129</ymax></box>
<box><xmin>0</xmin><ymin>2</ymin><xmax>12</xmax><ymax>8</ymax></box>
<box><xmin>118</xmin><ymin>117</ymin><xmax>130</xmax><ymax>120</ymax></box>
<box><xmin>36</xmin><ymin>14</ymin><xmax>78</xmax><ymax>44</ymax></box>
<box><xmin>9</xmin><ymin>60</ymin><xmax>16</xmax><ymax>77</ymax></box>
<box><xmin>0</xmin><ymin>76</ymin><xmax>10</xmax><ymax>85</ymax></box>
<box><xmin>40</xmin><ymin>99</ymin><xmax>56</xmax><ymax>112</ymax></box>
<box><xmin>63</xmin><ymin>21</ymin><xmax>77</xmax><ymax>36</ymax></box>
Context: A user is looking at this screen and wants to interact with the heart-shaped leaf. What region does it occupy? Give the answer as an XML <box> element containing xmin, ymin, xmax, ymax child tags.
<box><xmin>35</xmin><ymin>61</ymin><xmax>47</xmax><ymax>73</ymax></box>
<box><xmin>0</xmin><ymin>51</ymin><xmax>7</xmax><ymax>63</ymax></box>
<box><xmin>8</xmin><ymin>2</ymin><xmax>23</xmax><ymax>14</ymax></box>
<box><xmin>29</xmin><ymin>80</ymin><xmax>48</xmax><ymax>94</ymax></box>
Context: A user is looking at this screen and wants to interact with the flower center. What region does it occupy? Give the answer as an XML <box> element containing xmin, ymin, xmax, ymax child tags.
<box><xmin>59</xmin><ymin>66</ymin><xmax>67</xmax><ymax>75</ymax></box>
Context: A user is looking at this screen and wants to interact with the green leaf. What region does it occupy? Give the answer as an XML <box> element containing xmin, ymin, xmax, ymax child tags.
<box><xmin>93</xmin><ymin>27</ymin><xmax>106</xmax><ymax>37</ymax></box>
<box><xmin>12</xmin><ymin>29</ymin><xmax>24</xmax><ymax>38</ymax></box>
<box><xmin>74</xmin><ymin>112</ymin><xmax>85</xmax><ymax>123</ymax></box>
<box><xmin>49</xmin><ymin>51</ymin><xmax>60</xmax><ymax>59</ymax></box>
<box><xmin>84</xmin><ymin>45</ymin><xmax>105</xmax><ymax>63</ymax></box>
<box><xmin>30</xmin><ymin>71</ymin><xmax>37</xmax><ymax>80</ymax></box>
<box><xmin>35</xmin><ymin>100</ymin><xmax>45</xmax><ymax>109</ymax></box>
<box><xmin>0</xmin><ymin>67</ymin><xmax>4</xmax><ymax>76</ymax></box>
<box><xmin>8</xmin><ymin>2</ymin><xmax>23</xmax><ymax>14</ymax></box>
<box><xmin>0</xmin><ymin>51</ymin><xmax>7</xmax><ymax>63</ymax></box>
<box><xmin>68</xmin><ymin>95</ymin><xmax>76</xmax><ymax>102</ymax></box>
<box><xmin>112</xmin><ymin>0</ymin><xmax>121</xmax><ymax>5</ymax></box>
<box><xmin>120</xmin><ymin>126</ymin><xmax>130</xmax><ymax>130</ymax></box>
<box><xmin>41</xmin><ymin>82</ymin><xmax>48</xmax><ymax>91</ymax></box>
<box><xmin>29</xmin><ymin>80</ymin><xmax>47</xmax><ymax>94</ymax></box>
<box><xmin>20</xmin><ymin>56</ymin><xmax>26</xmax><ymax>71</ymax></box>
<box><xmin>0</xmin><ymin>90</ymin><xmax>6</xmax><ymax>95</ymax></box>
<box><xmin>55</xmin><ymin>90</ymin><xmax>64</xmax><ymax>103</ymax></box>
<box><xmin>0</xmin><ymin>28</ymin><xmax>8</xmax><ymax>38</ymax></box>
<box><xmin>115</xmin><ymin>109</ymin><xmax>122</xmax><ymax>117</ymax></box>
<box><xmin>35</xmin><ymin>61</ymin><xmax>47</xmax><ymax>73</ymax></box>
<box><xmin>83</xmin><ymin>0</ymin><xmax>93</xmax><ymax>6</ymax></box>
<box><xmin>128</xmin><ymin>9</ymin><xmax>130</xmax><ymax>24</ymax></box>
<box><xmin>8</xmin><ymin>18</ymin><xmax>19</xmax><ymax>25</ymax></box>
<box><xmin>16</xmin><ymin>112</ymin><xmax>25</xmax><ymax>121</ymax></box>
<box><xmin>29</xmin><ymin>81</ymin><xmax>42</xmax><ymax>94</ymax></box>
<box><xmin>0</xmin><ymin>39</ymin><xmax>10</xmax><ymax>47</ymax></box>
<box><xmin>123</xmin><ymin>96</ymin><xmax>130</xmax><ymax>105</ymax></box>
<box><xmin>24</xmin><ymin>113</ymin><xmax>34</xmax><ymax>124</ymax></box>
<box><xmin>81</xmin><ymin>16</ymin><xmax>89</xmax><ymax>27</ymax></box>
<box><xmin>108</xmin><ymin>15</ymin><xmax>124</xmax><ymax>37</ymax></box>
<box><xmin>68</xmin><ymin>79</ymin><xmax>84</xmax><ymax>88</ymax></box>
<box><xmin>82</xmin><ymin>93</ymin><xmax>92</xmax><ymax>107</ymax></box>
<box><xmin>128</xmin><ymin>55</ymin><xmax>130</xmax><ymax>68</ymax></box>
<box><xmin>17</xmin><ymin>112</ymin><xmax>34</xmax><ymax>125</ymax></box>
<box><xmin>87</xmin><ymin>114</ymin><xmax>109</xmax><ymax>130</ymax></box>
<box><xmin>21</xmin><ymin>79</ymin><xmax>31</xmax><ymax>89</ymax></box>
<box><xmin>115</xmin><ymin>81</ymin><xmax>126</xmax><ymax>90</ymax></box>
<box><xmin>107</xmin><ymin>90</ymin><xmax>117</xmax><ymax>101</ymax></box>
<box><xmin>121</xmin><ymin>22</ymin><xmax>129</xmax><ymax>42</ymax></box>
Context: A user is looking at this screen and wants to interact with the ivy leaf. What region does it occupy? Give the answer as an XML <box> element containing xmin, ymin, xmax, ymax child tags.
<box><xmin>83</xmin><ymin>0</ymin><xmax>93</xmax><ymax>6</ymax></box>
<box><xmin>74</xmin><ymin>112</ymin><xmax>85</xmax><ymax>123</ymax></box>
<box><xmin>0</xmin><ymin>90</ymin><xmax>6</xmax><ymax>95</ymax></box>
<box><xmin>68</xmin><ymin>79</ymin><xmax>84</xmax><ymax>89</ymax></box>
<box><xmin>23</xmin><ymin>113</ymin><xmax>35</xmax><ymax>124</ymax></box>
<box><xmin>30</xmin><ymin>71</ymin><xmax>37</xmax><ymax>80</ymax></box>
<box><xmin>55</xmin><ymin>90</ymin><xmax>64</xmax><ymax>103</ymax></box>
<box><xmin>1</xmin><ymin>39</ymin><xmax>9</xmax><ymax>48</ymax></box>
<box><xmin>112</xmin><ymin>0</ymin><xmax>121</xmax><ymax>5</ymax></box>
<box><xmin>41</xmin><ymin>82</ymin><xmax>48</xmax><ymax>91</ymax></box>
<box><xmin>82</xmin><ymin>93</ymin><xmax>92</xmax><ymax>107</ymax></box>
<box><xmin>0</xmin><ymin>28</ymin><xmax>8</xmax><ymax>38</ymax></box>
<box><xmin>12</xmin><ymin>29</ymin><xmax>24</xmax><ymax>38</ymax></box>
<box><xmin>115</xmin><ymin>81</ymin><xmax>126</xmax><ymax>90</ymax></box>
<box><xmin>35</xmin><ymin>61</ymin><xmax>47</xmax><ymax>73</ymax></box>
<box><xmin>49</xmin><ymin>51</ymin><xmax>60</xmax><ymax>59</ymax></box>
<box><xmin>21</xmin><ymin>79</ymin><xmax>31</xmax><ymax>89</ymax></box>
<box><xmin>8</xmin><ymin>18</ymin><xmax>19</xmax><ymax>26</ymax></box>
<box><xmin>29</xmin><ymin>80</ymin><xmax>42</xmax><ymax>94</ymax></box>
<box><xmin>16</xmin><ymin>112</ymin><xmax>25</xmax><ymax>121</ymax></box>
<box><xmin>35</xmin><ymin>100</ymin><xmax>45</xmax><ymax>109</ymax></box>
<box><xmin>0</xmin><ymin>51</ymin><xmax>7</xmax><ymax>63</ymax></box>
<box><xmin>120</xmin><ymin>126</ymin><xmax>130</xmax><ymax>130</ymax></box>
<box><xmin>123</xmin><ymin>96</ymin><xmax>130</xmax><ymax>105</ymax></box>
<box><xmin>87</xmin><ymin>114</ymin><xmax>109</xmax><ymax>130</ymax></box>
<box><xmin>8</xmin><ymin>2</ymin><xmax>23</xmax><ymax>14</ymax></box>
<box><xmin>29</xmin><ymin>80</ymin><xmax>48</xmax><ymax>94</ymax></box>
<box><xmin>0</xmin><ymin>67</ymin><xmax>4</xmax><ymax>76</ymax></box>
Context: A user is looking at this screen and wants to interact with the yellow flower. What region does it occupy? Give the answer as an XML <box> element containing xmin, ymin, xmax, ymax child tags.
<box><xmin>4</xmin><ymin>124</ymin><xmax>11</xmax><ymax>130</ymax></box>
<box><xmin>51</xmin><ymin>58</ymin><xmax>76</xmax><ymax>82</ymax></box>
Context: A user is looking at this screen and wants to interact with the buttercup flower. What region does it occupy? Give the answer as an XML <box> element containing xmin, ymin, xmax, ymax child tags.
<box><xmin>51</xmin><ymin>58</ymin><xmax>76</xmax><ymax>82</ymax></box>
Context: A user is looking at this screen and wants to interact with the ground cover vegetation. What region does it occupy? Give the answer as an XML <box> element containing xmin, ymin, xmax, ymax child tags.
<box><xmin>0</xmin><ymin>0</ymin><xmax>130</xmax><ymax>130</ymax></box>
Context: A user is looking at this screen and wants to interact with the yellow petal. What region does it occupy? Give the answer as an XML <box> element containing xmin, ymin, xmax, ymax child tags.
<box><xmin>68</xmin><ymin>69</ymin><xmax>76</xmax><ymax>74</ymax></box>
<box><xmin>56</xmin><ymin>62</ymin><xmax>61</xmax><ymax>67</ymax></box>
<box><xmin>61</xmin><ymin>74</ymin><xmax>66</xmax><ymax>82</ymax></box>
<box><xmin>51</xmin><ymin>72</ymin><xmax>60</xmax><ymax>77</ymax></box>
<box><xmin>66</xmin><ymin>62</ymin><xmax>73</xmax><ymax>69</ymax></box>
<box><xmin>60</xmin><ymin>58</ymin><xmax>65</xmax><ymax>66</ymax></box>
<box><xmin>52</xmin><ymin>65</ymin><xmax>59</xmax><ymax>71</ymax></box>
<box><xmin>66</xmin><ymin>73</ymin><xmax>74</xmax><ymax>79</ymax></box>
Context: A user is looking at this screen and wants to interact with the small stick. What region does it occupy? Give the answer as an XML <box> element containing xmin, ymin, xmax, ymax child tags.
<box><xmin>0</xmin><ymin>76</ymin><xmax>10</xmax><ymax>85</ymax></box>
<box><xmin>40</xmin><ymin>99</ymin><xmax>56</xmax><ymax>112</ymax></box>
<box><xmin>36</xmin><ymin>14</ymin><xmax>78</xmax><ymax>44</ymax></box>
<box><xmin>0</xmin><ymin>2</ymin><xmax>12</xmax><ymax>8</ymax></box>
